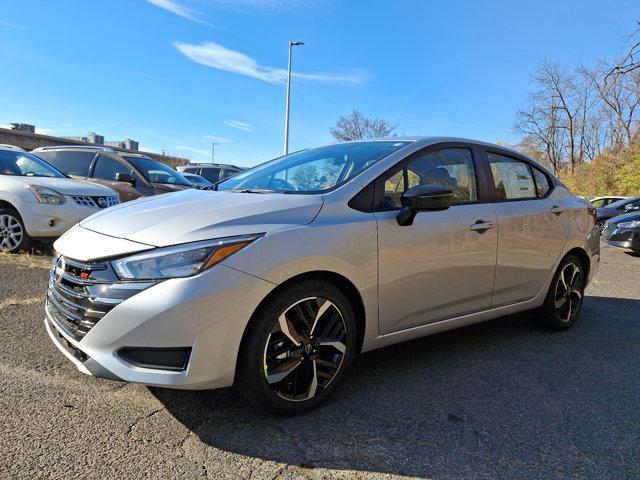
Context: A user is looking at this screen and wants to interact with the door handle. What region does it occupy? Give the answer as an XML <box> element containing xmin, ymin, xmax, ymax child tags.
<box><xmin>470</xmin><ymin>220</ymin><xmax>494</xmax><ymax>232</ymax></box>
<box><xmin>550</xmin><ymin>205</ymin><xmax>565</xmax><ymax>215</ymax></box>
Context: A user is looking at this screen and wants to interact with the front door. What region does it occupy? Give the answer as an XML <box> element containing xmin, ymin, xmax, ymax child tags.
<box><xmin>375</xmin><ymin>146</ymin><xmax>498</xmax><ymax>335</ymax></box>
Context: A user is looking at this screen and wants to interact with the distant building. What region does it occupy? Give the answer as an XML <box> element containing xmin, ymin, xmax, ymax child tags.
<box><xmin>124</xmin><ymin>138</ymin><xmax>139</xmax><ymax>151</ymax></box>
<box><xmin>10</xmin><ymin>123</ymin><xmax>35</xmax><ymax>133</ymax></box>
<box><xmin>87</xmin><ymin>132</ymin><xmax>104</xmax><ymax>145</ymax></box>
<box><xmin>105</xmin><ymin>140</ymin><xmax>125</xmax><ymax>149</ymax></box>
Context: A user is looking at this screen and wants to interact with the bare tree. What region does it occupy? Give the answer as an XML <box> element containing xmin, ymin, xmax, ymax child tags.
<box><xmin>607</xmin><ymin>22</ymin><xmax>640</xmax><ymax>77</ymax></box>
<box><xmin>330</xmin><ymin>109</ymin><xmax>396</xmax><ymax>142</ymax></box>
<box><xmin>581</xmin><ymin>60</ymin><xmax>640</xmax><ymax>150</ymax></box>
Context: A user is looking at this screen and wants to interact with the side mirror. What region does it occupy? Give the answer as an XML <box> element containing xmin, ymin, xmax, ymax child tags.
<box><xmin>115</xmin><ymin>172</ymin><xmax>136</xmax><ymax>186</ymax></box>
<box><xmin>396</xmin><ymin>185</ymin><xmax>453</xmax><ymax>226</ymax></box>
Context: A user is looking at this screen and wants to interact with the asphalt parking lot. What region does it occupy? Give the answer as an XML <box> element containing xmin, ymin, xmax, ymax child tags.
<box><xmin>0</xmin><ymin>245</ymin><xmax>638</xmax><ymax>480</ymax></box>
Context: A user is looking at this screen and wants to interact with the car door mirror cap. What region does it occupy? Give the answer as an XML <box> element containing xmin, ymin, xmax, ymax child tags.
<box><xmin>396</xmin><ymin>185</ymin><xmax>454</xmax><ymax>226</ymax></box>
<box><xmin>115</xmin><ymin>172</ymin><xmax>136</xmax><ymax>186</ymax></box>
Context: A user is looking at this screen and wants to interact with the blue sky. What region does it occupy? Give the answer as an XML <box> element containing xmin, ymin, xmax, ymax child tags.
<box><xmin>1</xmin><ymin>0</ymin><xmax>638</xmax><ymax>167</ymax></box>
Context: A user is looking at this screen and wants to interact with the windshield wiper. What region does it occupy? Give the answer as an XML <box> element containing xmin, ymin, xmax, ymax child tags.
<box><xmin>229</xmin><ymin>188</ymin><xmax>280</xmax><ymax>194</ymax></box>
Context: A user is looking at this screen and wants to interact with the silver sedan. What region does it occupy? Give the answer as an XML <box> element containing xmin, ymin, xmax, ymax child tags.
<box><xmin>45</xmin><ymin>137</ymin><xmax>600</xmax><ymax>416</ymax></box>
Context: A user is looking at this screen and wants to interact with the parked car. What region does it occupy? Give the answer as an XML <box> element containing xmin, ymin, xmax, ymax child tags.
<box><xmin>181</xmin><ymin>172</ymin><xmax>214</xmax><ymax>190</ymax></box>
<box><xmin>177</xmin><ymin>163</ymin><xmax>244</xmax><ymax>183</ymax></box>
<box><xmin>0</xmin><ymin>145</ymin><xmax>119</xmax><ymax>253</ymax></box>
<box><xmin>0</xmin><ymin>144</ymin><xmax>26</xmax><ymax>152</ymax></box>
<box><xmin>601</xmin><ymin>211</ymin><xmax>640</xmax><ymax>254</ymax></box>
<box><xmin>33</xmin><ymin>146</ymin><xmax>193</xmax><ymax>202</ymax></box>
<box><xmin>589</xmin><ymin>195</ymin><xmax>628</xmax><ymax>208</ymax></box>
<box><xmin>46</xmin><ymin>137</ymin><xmax>599</xmax><ymax>416</ymax></box>
<box><xmin>595</xmin><ymin>197</ymin><xmax>640</xmax><ymax>230</ymax></box>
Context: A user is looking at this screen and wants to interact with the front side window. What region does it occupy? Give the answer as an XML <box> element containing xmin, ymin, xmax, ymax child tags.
<box><xmin>124</xmin><ymin>157</ymin><xmax>191</xmax><ymax>186</ymax></box>
<box><xmin>92</xmin><ymin>154</ymin><xmax>132</xmax><ymax>181</ymax></box>
<box><xmin>487</xmin><ymin>152</ymin><xmax>536</xmax><ymax>200</ymax></box>
<box><xmin>218</xmin><ymin>141</ymin><xmax>411</xmax><ymax>194</ymax></box>
<box><xmin>381</xmin><ymin>148</ymin><xmax>477</xmax><ymax>209</ymax></box>
<box><xmin>0</xmin><ymin>150</ymin><xmax>64</xmax><ymax>178</ymax></box>
<box><xmin>591</xmin><ymin>198</ymin><xmax>606</xmax><ymax>208</ymax></box>
<box><xmin>35</xmin><ymin>151</ymin><xmax>94</xmax><ymax>177</ymax></box>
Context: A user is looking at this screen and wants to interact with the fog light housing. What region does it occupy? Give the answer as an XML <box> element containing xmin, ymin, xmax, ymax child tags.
<box><xmin>118</xmin><ymin>347</ymin><xmax>191</xmax><ymax>371</ymax></box>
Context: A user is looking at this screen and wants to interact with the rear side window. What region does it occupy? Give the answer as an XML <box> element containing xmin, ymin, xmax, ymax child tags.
<box><xmin>35</xmin><ymin>151</ymin><xmax>95</xmax><ymax>177</ymax></box>
<box><xmin>199</xmin><ymin>168</ymin><xmax>221</xmax><ymax>182</ymax></box>
<box><xmin>92</xmin><ymin>154</ymin><xmax>132</xmax><ymax>181</ymax></box>
<box><xmin>487</xmin><ymin>152</ymin><xmax>536</xmax><ymax>200</ymax></box>
<box><xmin>182</xmin><ymin>167</ymin><xmax>198</xmax><ymax>174</ymax></box>
<box><xmin>220</xmin><ymin>168</ymin><xmax>239</xmax><ymax>180</ymax></box>
<box><xmin>531</xmin><ymin>167</ymin><xmax>550</xmax><ymax>197</ymax></box>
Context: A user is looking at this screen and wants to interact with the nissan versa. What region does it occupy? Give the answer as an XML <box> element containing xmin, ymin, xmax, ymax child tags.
<box><xmin>45</xmin><ymin>138</ymin><xmax>600</xmax><ymax>416</ymax></box>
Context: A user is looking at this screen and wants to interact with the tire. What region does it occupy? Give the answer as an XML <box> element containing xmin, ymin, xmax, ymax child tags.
<box><xmin>0</xmin><ymin>208</ymin><xmax>31</xmax><ymax>254</ymax></box>
<box><xmin>236</xmin><ymin>279</ymin><xmax>358</xmax><ymax>416</ymax></box>
<box><xmin>597</xmin><ymin>219</ymin><xmax>607</xmax><ymax>231</ymax></box>
<box><xmin>539</xmin><ymin>254</ymin><xmax>585</xmax><ymax>331</ymax></box>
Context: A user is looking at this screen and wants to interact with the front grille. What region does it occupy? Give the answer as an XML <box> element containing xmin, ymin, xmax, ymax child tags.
<box><xmin>46</xmin><ymin>254</ymin><xmax>150</xmax><ymax>341</ymax></box>
<box><xmin>71</xmin><ymin>195</ymin><xmax>119</xmax><ymax>209</ymax></box>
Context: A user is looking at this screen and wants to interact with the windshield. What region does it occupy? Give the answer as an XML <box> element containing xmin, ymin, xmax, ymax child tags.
<box><xmin>217</xmin><ymin>141</ymin><xmax>411</xmax><ymax>193</ymax></box>
<box><xmin>185</xmin><ymin>174</ymin><xmax>212</xmax><ymax>187</ymax></box>
<box><xmin>0</xmin><ymin>150</ymin><xmax>65</xmax><ymax>178</ymax></box>
<box><xmin>124</xmin><ymin>157</ymin><xmax>191</xmax><ymax>186</ymax></box>
<box><xmin>607</xmin><ymin>198</ymin><xmax>638</xmax><ymax>209</ymax></box>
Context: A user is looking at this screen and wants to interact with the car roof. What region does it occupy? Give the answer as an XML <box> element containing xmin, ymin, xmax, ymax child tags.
<box><xmin>0</xmin><ymin>144</ymin><xmax>27</xmax><ymax>152</ymax></box>
<box><xmin>32</xmin><ymin>145</ymin><xmax>118</xmax><ymax>153</ymax></box>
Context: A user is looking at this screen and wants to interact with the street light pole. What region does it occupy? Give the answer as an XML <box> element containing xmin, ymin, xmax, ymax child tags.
<box><xmin>284</xmin><ymin>41</ymin><xmax>304</xmax><ymax>155</ymax></box>
<box><xmin>211</xmin><ymin>141</ymin><xmax>218</xmax><ymax>164</ymax></box>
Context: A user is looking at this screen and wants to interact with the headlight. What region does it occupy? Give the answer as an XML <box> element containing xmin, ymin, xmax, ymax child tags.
<box><xmin>111</xmin><ymin>234</ymin><xmax>262</xmax><ymax>280</ymax></box>
<box><xmin>616</xmin><ymin>220</ymin><xmax>640</xmax><ymax>229</ymax></box>
<box><xmin>26</xmin><ymin>185</ymin><xmax>66</xmax><ymax>205</ymax></box>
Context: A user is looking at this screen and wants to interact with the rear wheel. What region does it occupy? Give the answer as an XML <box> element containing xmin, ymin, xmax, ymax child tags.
<box><xmin>236</xmin><ymin>280</ymin><xmax>357</xmax><ymax>416</ymax></box>
<box><xmin>0</xmin><ymin>208</ymin><xmax>30</xmax><ymax>253</ymax></box>
<box><xmin>539</xmin><ymin>255</ymin><xmax>585</xmax><ymax>331</ymax></box>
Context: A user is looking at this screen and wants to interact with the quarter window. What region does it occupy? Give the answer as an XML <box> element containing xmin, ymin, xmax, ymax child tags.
<box><xmin>92</xmin><ymin>154</ymin><xmax>133</xmax><ymax>181</ymax></box>
<box><xmin>531</xmin><ymin>167</ymin><xmax>550</xmax><ymax>197</ymax></box>
<box><xmin>487</xmin><ymin>153</ymin><xmax>536</xmax><ymax>200</ymax></box>
<box><xmin>199</xmin><ymin>168</ymin><xmax>221</xmax><ymax>182</ymax></box>
<box><xmin>381</xmin><ymin>148</ymin><xmax>477</xmax><ymax>209</ymax></box>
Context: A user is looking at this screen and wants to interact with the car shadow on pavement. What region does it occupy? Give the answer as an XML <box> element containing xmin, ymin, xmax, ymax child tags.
<box><xmin>151</xmin><ymin>295</ymin><xmax>640</xmax><ymax>479</ymax></box>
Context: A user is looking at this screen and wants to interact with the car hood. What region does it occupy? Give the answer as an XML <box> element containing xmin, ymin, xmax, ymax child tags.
<box><xmin>2</xmin><ymin>175</ymin><xmax>117</xmax><ymax>196</ymax></box>
<box><xmin>79</xmin><ymin>188</ymin><xmax>323</xmax><ymax>247</ymax></box>
<box><xmin>607</xmin><ymin>211</ymin><xmax>640</xmax><ymax>227</ymax></box>
<box><xmin>151</xmin><ymin>182</ymin><xmax>192</xmax><ymax>192</ymax></box>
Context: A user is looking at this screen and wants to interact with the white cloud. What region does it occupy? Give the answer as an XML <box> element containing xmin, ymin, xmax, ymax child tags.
<box><xmin>202</xmin><ymin>135</ymin><xmax>230</xmax><ymax>143</ymax></box>
<box><xmin>173</xmin><ymin>41</ymin><xmax>371</xmax><ymax>86</ymax></box>
<box><xmin>145</xmin><ymin>0</ymin><xmax>206</xmax><ymax>24</ymax></box>
<box><xmin>223</xmin><ymin>120</ymin><xmax>254</xmax><ymax>132</ymax></box>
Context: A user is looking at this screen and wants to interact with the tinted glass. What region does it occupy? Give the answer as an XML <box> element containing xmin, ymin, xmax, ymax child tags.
<box><xmin>199</xmin><ymin>168</ymin><xmax>221</xmax><ymax>182</ymax></box>
<box><xmin>382</xmin><ymin>148</ymin><xmax>477</xmax><ymax>209</ymax></box>
<box><xmin>487</xmin><ymin>152</ymin><xmax>536</xmax><ymax>200</ymax></box>
<box><xmin>185</xmin><ymin>174</ymin><xmax>212</xmax><ymax>187</ymax></box>
<box><xmin>93</xmin><ymin>154</ymin><xmax>132</xmax><ymax>181</ymax></box>
<box><xmin>0</xmin><ymin>150</ymin><xmax>64</xmax><ymax>178</ymax></box>
<box><xmin>531</xmin><ymin>167</ymin><xmax>550</xmax><ymax>197</ymax></box>
<box><xmin>218</xmin><ymin>141</ymin><xmax>411</xmax><ymax>193</ymax></box>
<box><xmin>182</xmin><ymin>167</ymin><xmax>198</xmax><ymax>174</ymax></box>
<box><xmin>36</xmin><ymin>150</ymin><xmax>94</xmax><ymax>177</ymax></box>
<box><xmin>125</xmin><ymin>157</ymin><xmax>191</xmax><ymax>186</ymax></box>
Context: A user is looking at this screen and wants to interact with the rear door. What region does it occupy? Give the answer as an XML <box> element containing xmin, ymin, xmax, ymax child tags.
<box><xmin>375</xmin><ymin>143</ymin><xmax>498</xmax><ymax>334</ymax></box>
<box><xmin>483</xmin><ymin>149</ymin><xmax>568</xmax><ymax>306</ymax></box>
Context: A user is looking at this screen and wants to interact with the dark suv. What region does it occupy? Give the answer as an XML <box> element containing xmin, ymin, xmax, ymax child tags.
<box><xmin>33</xmin><ymin>146</ymin><xmax>193</xmax><ymax>202</ymax></box>
<box><xmin>177</xmin><ymin>163</ymin><xmax>244</xmax><ymax>183</ymax></box>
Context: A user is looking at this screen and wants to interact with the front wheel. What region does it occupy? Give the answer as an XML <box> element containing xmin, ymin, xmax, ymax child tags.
<box><xmin>539</xmin><ymin>255</ymin><xmax>585</xmax><ymax>331</ymax></box>
<box><xmin>236</xmin><ymin>280</ymin><xmax>357</xmax><ymax>416</ymax></box>
<box><xmin>0</xmin><ymin>208</ymin><xmax>30</xmax><ymax>253</ymax></box>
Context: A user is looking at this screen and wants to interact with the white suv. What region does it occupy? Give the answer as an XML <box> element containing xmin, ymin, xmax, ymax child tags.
<box><xmin>0</xmin><ymin>145</ymin><xmax>120</xmax><ymax>252</ymax></box>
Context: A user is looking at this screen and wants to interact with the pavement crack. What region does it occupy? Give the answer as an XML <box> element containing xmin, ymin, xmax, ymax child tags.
<box><xmin>125</xmin><ymin>406</ymin><xmax>165</xmax><ymax>435</ymax></box>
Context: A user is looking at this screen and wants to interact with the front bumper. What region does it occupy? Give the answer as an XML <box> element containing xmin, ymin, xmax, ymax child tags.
<box><xmin>45</xmin><ymin>262</ymin><xmax>276</xmax><ymax>389</ymax></box>
<box><xmin>21</xmin><ymin>201</ymin><xmax>104</xmax><ymax>238</ymax></box>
